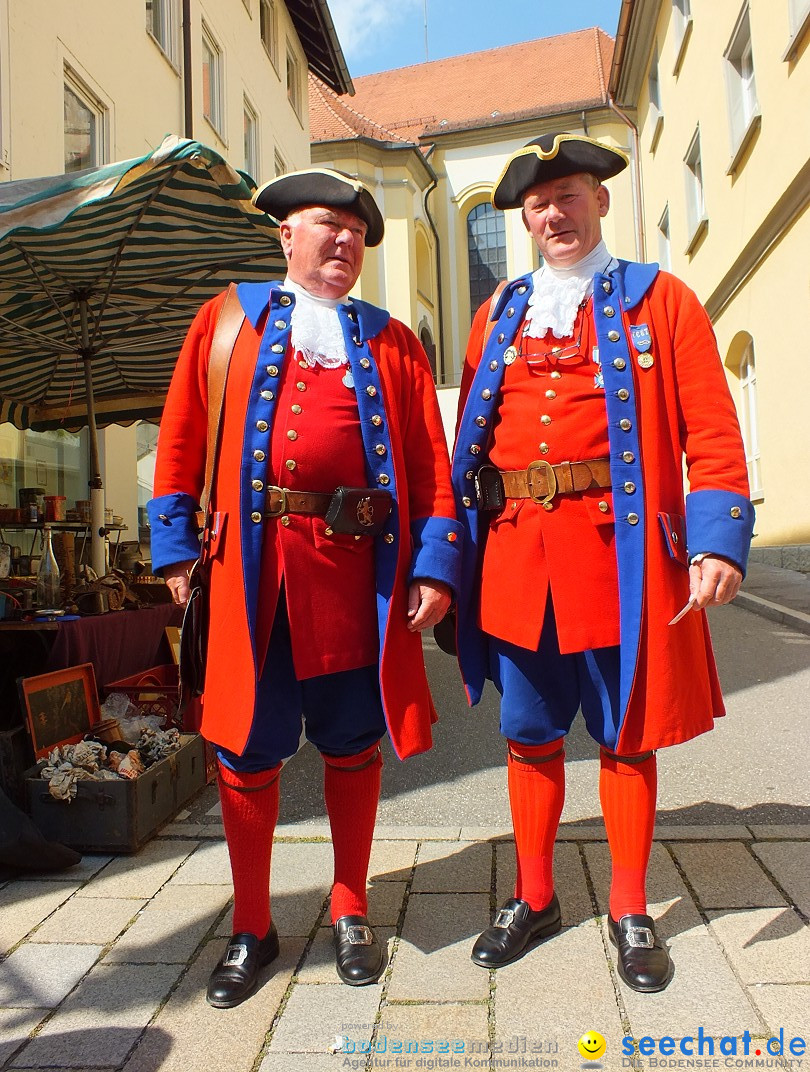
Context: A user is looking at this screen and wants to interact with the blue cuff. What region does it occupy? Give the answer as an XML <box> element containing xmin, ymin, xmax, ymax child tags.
<box><xmin>147</xmin><ymin>493</ymin><xmax>202</xmax><ymax>572</ymax></box>
<box><xmin>408</xmin><ymin>516</ymin><xmax>464</xmax><ymax>595</ymax></box>
<box><xmin>685</xmin><ymin>490</ymin><xmax>755</xmax><ymax>576</ymax></box>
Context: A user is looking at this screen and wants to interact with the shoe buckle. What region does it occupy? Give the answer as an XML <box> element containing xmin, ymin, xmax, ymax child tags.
<box><xmin>494</xmin><ymin>908</ymin><xmax>516</xmax><ymax>929</ymax></box>
<box><xmin>223</xmin><ymin>942</ymin><xmax>249</xmax><ymax>966</ymax></box>
<box><xmin>346</xmin><ymin>925</ymin><xmax>373</xmax><ymax>945</ymax></box>
<box><xmin>626</xmin><ymin>926</ymin><xmax>655</xmax><ymax>949</ymax></box>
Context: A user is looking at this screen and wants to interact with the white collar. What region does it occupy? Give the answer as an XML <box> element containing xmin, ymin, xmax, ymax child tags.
<box><xmin>283</xmin><ymin>275</ymin><xmax>350</xmax><ymax>368</ymax></box>
<box><xmin>524</xmin><ymin>240</ymin><xmax>616</xmax><ymax>340</ymax></box>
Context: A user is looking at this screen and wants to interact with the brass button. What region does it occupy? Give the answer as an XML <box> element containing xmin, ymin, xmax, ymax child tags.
<box><xmin>251</xmin><ymin>511</ymin><xmax>262</xmax><ymax>523</ymax></box>
<box><xmin>266</xmin><ymin>364</ymin><xmax>279</xmax><ymax>377</ymax></box>
<box><xmin>371</xmin><ymin>415</ymin><xmax>383</xmax><ymax>427</ymax></box>
<box><xmin>490</xmin><ymin>361</ymin><xmax>499</xmax><ymax>371</ymax></box>
<box><xmin>475</xmin><ymin>416</ymin><xmax>487</xmax><ymax>427</ymax></box>
<box><xmin>324</xmin><ymin>526</ymin><xmax>334</xmax><ymax>535</ymax></box>
<box><xmin>375</xmin><ymin>444</ymin><xmax>387</xmax><ymax>456</ymax></box>
<box><xmin>291</xmin><ymin>404</ymin><xmax>302</xmax><ymax>414</ymax></box>
<box><xmin>613</xmin><ymin>358</ymin><xmax>626</xmax><ymax>370</ymax></box>
<box><xmin>347</xmin><ymin>310</ymin><xmax>356</xmax><ymax>321</ymax></box>
<box><xmin>261</xmin><ymin>390</ymin><xmax>274</xmax><ymax>401</ymax></box>
<box><xmin>545</xmin><ymin>390</ymin><xmax>557</xmax><ymax>400</ymax></box>
<box><xmin>543</xmin><ymin>502</ymin><xmax>554</xmax><ymax>511</ymax></box>
<box><xmin>497</xmin><ymin>333</ymin><xmax>505</xmax><ymax>344</ymax></box>
<box><xmin>627</xmin><ymin>512</ymin><xmax>639</xmax><ymax>525</ymax></box>
<box><xmin>622</xmin><ymin>451</ymin><xmax>635</xmax><ymax>463</ymax></box>
<box><xmin>603</xmin><ymin>306</ymin><xmax>615</xmax><ymax>318</ymax></box>
<box><xmin>620</xmin><ymin>418</ymin><xmax>632</xmax><ymax>431</ymax></box>
<box><xmin>618</xmin><ymin>389</ymin><xmax>630</xmax><ymax>401</ymax></box>
<box><xmin>360</xmin><ymin>358</ymin><xmax>371</xmax><ymax>369</ymax></box>
<box><xmin>280</xmin><ymin>515</ymin><xmax>291</xmax><ymax>526</ymax></box>
<box><xmin>608</xmin><ymin>330</ymin><xmax>620</xmax><ymax>342</ymax></box>
<box><xmin>252</xmin><ymin>479</ymin><xmax>263</xmax><ymax>492</ymax></box>
<box><xmin>378</xmin><ymin>474</ymin><xmax>390</xmax><ymax>486</ymax></box>
<box><xmin>447</xmin><ymin>532</ymin><xmax>458</xmax><ymax>542</ymax></box>
<box><xmin>517</xmin><ymin>285</ymin><xmax>528</xmax><ymax>295</ymax></box>
<box><xmin>279</xmin><ymin>294</ymin><xmax>292</xmax><ymax>306</ymax></box>
<box><xmin>299</xmin><ymin>358</ymin><xmax>308</xmax><ymax>367</ymax></box>
<box><xmin>730</xmin><ymin>506</ymin><xmax>742</xmax><ymax>519</ymax></box>
<box><xmin>296</xmin><ymin>381</ymin><xmax>306</xmax><ymax>391</ymax></box>
<box><xmin>602</xmin><ymin>280</ymin><xmax>612</xmax><ymax>293</ymax></box>
<box><xmin>384</xmin><ymin>532</ymin><xmax>395</xmax><ymax>544</ymax></box>
<box><xmin>274</xmin><ymin>319</ymin><xmax>286</xmax><ymax>329</ymax></box>
<box><xmin>624</xmin><ymin>481</ymin><xmax>636</xmax><ymax>494</ymax></box>
<box><xmin>354</xmin><ymin>337</ymin><xmax>363</xmax><ymax>346</ymax></box>
<box><xmin>482</xmin><ymin>388</ymin><xmax>492</xmax><ymax>400</ymax></box>
<box><xmin>506</xmin><ymin>307</ymin><xmax>515</xmax><ymax>318</ymax></box>
<box><xmin>504</xmin><ymin>346</ymin><xmax>518</xmax><ymax>364</ymax></box>
<box><xmin>271</xmin><ymin>343</ymin><xmax>284</xmax><ymax>353</ymax></box>
<box><xmin>256</xmin><ymin>420</ymin><xmax>268</xmax><ymax>432</ymax></box>
<box><xmin>287</xmin><ymin>430</ymin><xmax>298</xmax><ymax>441</ymax></box>
<box><xmin>466</xmin><ymin>470</ymin><xmax>475</xmax><ymax>480</ymax></box>
<box><xmin>462</xmin><ymin>496</ymin><xmax>472</xmax><ymax>507</ymax></box>
<box><xmin>366</xmin><ymin>385</ymin><xmax>377</xmax><ymax>397</ymax></box>
<box><xmin>253</xmin><ymin>449</ymin><xmax>265</xmax><ymax>462</ymax></box>
<box><xmin>540</xmin><ymin>415</ymin><xmax>551</xmax><ymax>425</ymax></box>
<box><xmin>598</xmin><ymin>500</ymin><xmax>610</xmax><ymax>513</ymax></box>
<box><xmin>550</xmin><ymin>371</ymin><xmax>561</xmax><ymax>380</ymax></box>
<box><xmin>285</xmin><ymin>459</ymin><xmax>296</xmax><ymax>471</ymax></box>
<box><xmin>158</xmin><ymin>513</ymin><xmax>168</xmax><ymax>520</ymax></box>
<box><xmin>539</xmin><ymin>443</ymin><xmax>550</xmax><ymax>454</ymax></box>
<box><xmin>470</xmin><ymin>444</ymin><xmax>481</xmax><ymax>455</ymax></box>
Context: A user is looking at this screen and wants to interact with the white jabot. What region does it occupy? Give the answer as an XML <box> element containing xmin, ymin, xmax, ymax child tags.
<box><xmin>283</xmin><ymin>276</ymin><xmax>350</xmax><ymax>368</ymax></box>
<box><xmin>523</xmin><ymin>240</ymin><xmax>617</xmax><ymax>340</ymax></box>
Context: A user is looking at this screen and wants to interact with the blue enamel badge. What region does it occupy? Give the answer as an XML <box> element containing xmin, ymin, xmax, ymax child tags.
<box><xmin>630</xmin><ymin>324</ymin><xmax>652</xmax><ymax>353</ymax></box>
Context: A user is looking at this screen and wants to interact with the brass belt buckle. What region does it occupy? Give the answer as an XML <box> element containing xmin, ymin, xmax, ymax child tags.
<box><xmin>526</xmin><ymin>459</ymin><xmax>557</xmax><ymax>506</ymax></box>
<box><xmin>266</xmin><ymin>486</ymin><xmax>288</xmax><ymax>517</ymax></box>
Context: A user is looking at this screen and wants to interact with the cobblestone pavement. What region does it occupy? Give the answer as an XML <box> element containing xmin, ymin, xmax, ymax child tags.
<box><xmin>1</xmin><ymin>798</ymin><xmax>808</xmax><ymax>1072</ymax></box>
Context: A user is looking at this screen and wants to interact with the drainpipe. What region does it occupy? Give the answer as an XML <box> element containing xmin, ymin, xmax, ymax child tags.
<box><xmin>608</xmin><ymin>95</ymin><xmax>646</xmax><ymax>262</ymax></box>
<box><xmin>182</xmin><ymin>0</ymin><xmax>193</xmax><ymax>139</ymax></box>
<box><xmin>421</xmin><ymin>144</ymin><xmax>446</xmax><ymax>382</ymax></box>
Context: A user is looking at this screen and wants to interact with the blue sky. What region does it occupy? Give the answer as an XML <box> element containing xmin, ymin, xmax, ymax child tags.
<box><xmin>329</xmin><ymin>0</ymin><xmax>623</xmax><ymax>77</ymax></box>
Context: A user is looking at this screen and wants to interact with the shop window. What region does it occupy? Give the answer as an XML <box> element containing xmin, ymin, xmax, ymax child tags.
<box><xmin>244</xmin><ymin>97</ymin><xmax>258</xmax><ymax>181</ymax></box>
<box><xmin>202</xmin><ymin>25</ymin><xmax>224</xmax><ymax>136</ymax></box>
<box><xmin>146</xmin><ymin>0</ymin><xmax>179</xmax><ymax>67</ymax></box>
<box><xmin>64</xmin><ymin>73</ymin><xmax>105</xmax><ymax>174</ymax></box>
<box><xmin>724</xmin><ymin>4</ymin><xmax>760</xmax><ymax>166</ymax></box>
<box><xmin>467</xmin><ymin>202</ymin><xmax>506</xmax><ymax>322</ymax></box>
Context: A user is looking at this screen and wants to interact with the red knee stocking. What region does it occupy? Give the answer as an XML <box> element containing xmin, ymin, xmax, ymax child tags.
<box><xmin>599</xmin><ymin>750</ymin><xmax>657</xmax><ymax>919</ymax></box>
<box><xmin>323</xmin><ymin>742</ymin><xmax>382</xmax><ymax>922</ymax></box>
<box><xmin>507</xmin><ymin>738</ymin><xmax>566</xmax><ymax>911</ymax></box>
<box><xmin>218</xmin><ymin>761</ymin><xmax>281</xmax><ymax>937</ymax></box>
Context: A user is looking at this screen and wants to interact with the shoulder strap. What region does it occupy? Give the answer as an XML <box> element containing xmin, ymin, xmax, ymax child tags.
<box><xmin>482</xmin><ymin>280</ymin><xmax>508</xmax><ymax>354</ymax></box>
<box><xmin>200</xmin><ymin>283</ymin><xmax>245</xmax><ymax>516</ymax></box>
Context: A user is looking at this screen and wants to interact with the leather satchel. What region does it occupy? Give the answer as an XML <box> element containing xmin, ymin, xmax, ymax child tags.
<box><xmin>178</xmin><ymin>285</ymin><xmax>245</xmax><ymax>712</ymax></box>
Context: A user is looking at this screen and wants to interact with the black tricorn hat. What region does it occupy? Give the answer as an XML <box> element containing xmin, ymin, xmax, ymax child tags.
<box><xmin>492</xmin><ymin>133</ymin><xmax>629</xmax><ymax>210</ymax></box>
<box><xmin>252</xmin><ymin>167</ymin><xmax>385</xmax><ymax>246</ymax></box>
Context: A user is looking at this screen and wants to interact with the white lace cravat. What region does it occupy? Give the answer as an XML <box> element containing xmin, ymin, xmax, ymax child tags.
<box><xmin>523</xmin><ymin>240</ymin><xmax>616</xmax><ymax>340</ymax></box>
<box><xmin>283</xmin><ymin>276</ymin><xmax>350</xmax><ymax>368</ymax></box>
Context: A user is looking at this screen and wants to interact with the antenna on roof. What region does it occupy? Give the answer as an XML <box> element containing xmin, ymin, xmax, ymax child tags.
<box><xmin>424</xmin><ymin>0</ymin><xmax>429</xmax><ymax>61</ymax></box>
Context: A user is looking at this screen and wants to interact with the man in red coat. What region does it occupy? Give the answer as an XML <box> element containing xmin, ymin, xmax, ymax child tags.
<box><xmin>453</xmin><ymin>134</ymin><xmax>754</xmax><ymax>991</ymax></box>
<box><xmin>148</xmin><ymin>169</ymin><xmax>461</xmax><ymax>1006</ymax></box>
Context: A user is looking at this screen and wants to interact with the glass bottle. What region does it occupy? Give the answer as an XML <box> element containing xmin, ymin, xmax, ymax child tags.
<box><xmin>36</xmin><ymin>524</ymin><xmax>62</xmax><ymax>614</ymax></box>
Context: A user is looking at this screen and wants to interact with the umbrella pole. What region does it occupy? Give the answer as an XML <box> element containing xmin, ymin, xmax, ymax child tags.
<box><xmin>79</xmin><ymin>298</ymin><xmax>107</xmax><ymax>577</ymax></box>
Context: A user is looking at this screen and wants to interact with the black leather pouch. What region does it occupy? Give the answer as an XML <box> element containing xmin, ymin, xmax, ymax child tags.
<box><xmin>324</xmin><ymin>487</ymin><xmax>393</xmax><ymax>536</ymax></box>
<box><xmin>179</xmin><ymin>559</ymin><xmax>209</xmax><ymax>711</ymax></box>
<box><xmin>474</xmin><ymin>465</ymin><xmax>506</xmax><ymax>512</ymax></box>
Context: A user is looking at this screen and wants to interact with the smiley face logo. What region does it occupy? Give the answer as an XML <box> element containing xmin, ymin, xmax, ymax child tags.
<box><xmin>577</xmin><ymin>1031</ymin><xmax>607</xmax><ymax>1061</ymax></box>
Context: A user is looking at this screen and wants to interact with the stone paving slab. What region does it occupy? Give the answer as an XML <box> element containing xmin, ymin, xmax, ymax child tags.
<box><xmin>707</xmin><ymin>907</ymin><xmax>810</xmax><ymax>984</ymax></box>
<box><xmin>752</xmin><ymin>841</ymin><xmax>810</xmax><ymax>915</ymax></box>
<box><xmin>267</xmin><ymin>981</ymin><xmax>382</xmax><ymax>1054</ymax></box>
<box><xmin>169</xmin><ymin>840</ymin><xmax>232</xmax><ymax>884</ymax></box>
<box><xmin>366</xmin><ymin>880</ymin><xmax>407</xmax><ymax>927</ymax></box>
<box><xmin>103</xmin><ymin>883</ymin><xmax>231</xmax><ymax>964</ymax></box>
<box><xmin>0</xmin><ymin>881</ymin><xmax>83</xmax><ymax>954</ymax></box>
<box><xmin>386</xmin><ymin>893</ymin><xmax>490</xmax><ymax>1001</ymax></box>
<box><xmin>122</xmin><ymin>937</ymin><xmax>306</xmax><ymax>1072</ymax></box>
<box><xmin>366</xmin><ymin>839</ymin><xmax>418</xmax><ymax>881</ymax></box>
<box><xmin>27</xmin><ymin>896</ymin><xmax>146</xmax><ymax>946</ymax></box>
<box><xmin>668</xmin><ymin>842</ymin><xmax>786</xmax><ymax>909</ymax></box>
<box><xmin>295</xmin><ymin>926</ymin><xmax>396</xmax><ymax>984</ymax></box>
<box><xmin>750</xmin><ymin>825</ymin><xmax>810</xmax><ymax>840</ymax></box>
<box><xmin>410</xmin><ymin>841</ymin><xmax>491</xmax><ymax>893</ymax></box>
<box><xmin>74</xmin><ymin>840</ymin><xmax>197</xmax><ymax>900</ymax></box>
<box><xmin>13</xmin><ymin>963</ymin><xmax>182</xmax><ymax>1068</ymax></box>
<box><xmin>25</xmin><ymin>855</ymin><xmax>112</xmax><ymax>882</ymax></box>
<box><xmin>496</xmin><ymin>841</ymin><xmax>594</xmax><ymax>929</ymax></box>
<box><xmin>258</xmin><ymin>1054</ymin><xmax>346</xmax><ymax>1072</ymax></box>
<box><xmin>0</xmin><ymin>1009</ymin><xmax>49</xmax><ymax>1066</ymax></box>
<box><xmin>653</xmin><ymin>824</ymin><xmax>753</xmax><ymax>840</ymax></box>
<box><xmin>0</xmin><ymin>942</ymin><xmax>103</xmax><ymax>1008</ymax></box>
<box><xmin>746</xmin><ymin>982</ymin><xmax>810</xmax><ymax>1039</ymax></box>
<box><xmin>376</xmin><ymin>1002</ymin><xmax>490</xmax><ymax>1068</ymax></box>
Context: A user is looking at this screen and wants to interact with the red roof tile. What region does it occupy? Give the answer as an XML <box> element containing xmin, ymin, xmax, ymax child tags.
<box><xmin>309</xmin><ymin>28</ymin><xmax>614</xmax><ymax>144</ymax></box>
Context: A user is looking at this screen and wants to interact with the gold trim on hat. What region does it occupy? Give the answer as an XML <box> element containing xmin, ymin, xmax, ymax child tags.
<box><xmin>252</xmin><ymin>167</ymin><xmax>367</xmax><ymax>208</ymax></box>
<box><xmin>491</xmin><ymin>134</ymin><xmax>629</xmax><ymax>208</ymax></box>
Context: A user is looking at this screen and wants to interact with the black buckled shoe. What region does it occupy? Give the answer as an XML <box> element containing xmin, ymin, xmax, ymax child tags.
<box><xmin>608</xmin><ymin>913</ymin><xmax>674</xmax><ymax>992</ymax></box>
<box><xmin>471</xmin><ymin>894</ymin><xmax>562</xmax><ymax>968</ymax></box>
<box><xmin>334</xmin><ymin>915</ymin><xmax>383</xmax><ymax>986</ymax></box>
<box><xmin>206</xmin><ymin>926</ymin><xmax>280</xmax><ymax>1008</ymax></box>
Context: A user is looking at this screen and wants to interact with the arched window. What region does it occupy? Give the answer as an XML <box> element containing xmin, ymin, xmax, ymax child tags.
<box><xmin>738</xmin><ymin>339</ymin><xmax>762</xmax><ymax>498</ymax></box>
<box><xmin>467</xmin><ymin>203</ymin><xmax>506</xmax><ymax>319</ymax></box>
<box><xmin>419</xmin><ymin>325</ymin><xmax>437</xmax><ymax>379</ymax></box>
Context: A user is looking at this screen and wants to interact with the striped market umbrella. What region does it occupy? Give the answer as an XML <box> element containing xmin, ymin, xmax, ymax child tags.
<box><xmin>0</xmin><ymin>135</ymin><xmax>284</xmax><ymax>573</ymax></box>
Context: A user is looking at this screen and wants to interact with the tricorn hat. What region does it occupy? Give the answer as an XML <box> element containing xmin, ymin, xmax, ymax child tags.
<box><xmin>492</xmin><ymin>133</ymin><xmax>629</xmax><ymax>210</ymax></box>
<box><xmin>252</xmin><ymin>167</ymin><xmax>385</xmax><ymax>246</ymax></box>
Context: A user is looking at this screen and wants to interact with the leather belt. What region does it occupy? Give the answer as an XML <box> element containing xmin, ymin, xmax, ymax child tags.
<box><xmin>501</xmin><ymin>457</ymin><xmax>612</xmax><ymax>505</ymax></box>
<box><xmin>265</xmin><ymin>486</ymin><xmax>332</xmax><ymax>518</ymax></box>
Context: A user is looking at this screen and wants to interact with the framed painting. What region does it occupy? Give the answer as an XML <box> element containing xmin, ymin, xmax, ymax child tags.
<box><xmin>18</xmin><ymin>663</ymin><xmax>100</xmax><ymax>759</ymax></box>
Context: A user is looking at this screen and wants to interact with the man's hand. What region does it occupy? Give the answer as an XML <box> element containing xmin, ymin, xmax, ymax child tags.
<box><xmin>407</xmin><ymin>580</ymin><xmax>452</xmax><ymax>632</ymax></box>
<box><xmin>163</xmin><ymin>560</ymin><xmax>197</xmax><ymax>605</ymax></box>
<box><xmin>688</xmin><ymin>554</ymin><xmax>742</xmax><ymax>610</ymax></box>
